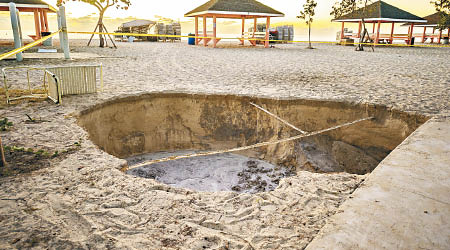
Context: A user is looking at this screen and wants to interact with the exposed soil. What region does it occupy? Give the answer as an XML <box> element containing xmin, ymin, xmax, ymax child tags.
<box><xmin>0</xmin><ymin>147</ymin><xmax>78</xmax><ymax>178</ymax></box>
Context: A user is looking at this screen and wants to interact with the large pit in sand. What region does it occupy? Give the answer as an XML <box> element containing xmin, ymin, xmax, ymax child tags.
<box><xmin>77</xmin><ymin>93</ymin><xmax>428</xmax><ymax>193</ymax></box>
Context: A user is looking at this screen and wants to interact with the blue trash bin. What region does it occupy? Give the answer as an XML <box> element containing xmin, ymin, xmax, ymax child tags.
<box><xmin>188</xmin><ymin>33</ymin><xmax>195</xmax><ymax>45</ymax></box>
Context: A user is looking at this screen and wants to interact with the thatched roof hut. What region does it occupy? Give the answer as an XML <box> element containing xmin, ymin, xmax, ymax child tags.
<box><xmin>185</xmin><ymin>0</ymin><xmax>284</xmax><ymax>48</ymax></box>
<box><xmin>332</xmin><ymin>1</ymin><xmax>426</xmax><ymax>45</ymax></box>
<box><xmin>185</xmin><ymin>0</ymin><xmax>283</xmax><ymax>18</ymax></box>
<box><xmin>332</xmin><ymin>1</ymin><xmax>425</xmax><ymax>23</ymax></box>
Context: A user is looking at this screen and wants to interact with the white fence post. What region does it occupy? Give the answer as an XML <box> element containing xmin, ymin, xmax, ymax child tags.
<box><xmin>59</xmin><ymin>6</ymin><xmax>70</xmax><ymax>59</ymax></box>
<box><xmin>9</xmin><ymin>2</ymin><xmax>23</xmax><ymax>62</ymax></box>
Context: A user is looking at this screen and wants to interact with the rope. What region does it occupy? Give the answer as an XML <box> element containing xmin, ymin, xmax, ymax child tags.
<box><xmin>125</xmin><ymin>116</ymin><xmax>374</xmax><ymax>171</ymax></box>
<box><xmin>68</xmin><ymin>31</ymin><xmax>450</xmax><ymax>48</ymax></box>
<box><xmin>250</xmin><ymin>102</ymin><xmax>307</xmax><ymax>134</ymax></box>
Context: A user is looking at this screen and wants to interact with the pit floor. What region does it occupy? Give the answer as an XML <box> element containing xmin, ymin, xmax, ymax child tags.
<box><xmin>0</xmin><ymin>41</ymin><xmax>449</xmax><ymax>249</ymax></box>
<box><xmin>127</xmin><ymin>152</ymin><xmax>294</xmax><ymax>193</ymax></box>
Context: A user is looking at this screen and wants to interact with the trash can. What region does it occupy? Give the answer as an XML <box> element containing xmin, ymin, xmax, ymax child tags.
<box><xmin>128</xmin><ymin>36</ymin><xmax>135</xmax><ymax>43</ymax></box>
<box><xmin>41</xmin><ymin>32</ymin><xmax>52</xmax><ymax>46</ymax></box>
<box><xmin>410</xmin><ymin>37</ymin><xmax>415</xmax><ymax>46</ymax></box>
<box><xmin>188</xmin><ymin>33</ymin><xmax>195</xmax><ymax>45</ymax></box>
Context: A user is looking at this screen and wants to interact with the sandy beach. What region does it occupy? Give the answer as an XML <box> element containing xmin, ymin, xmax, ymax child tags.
<box><xmin>0</xmin><ymin>41</ymin><xmax>449</xmax><ymax>249</ymax></box>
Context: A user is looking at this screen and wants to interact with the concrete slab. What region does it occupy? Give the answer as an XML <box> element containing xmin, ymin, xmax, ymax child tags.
<box><xmin>306</xmin><ymin>119</ymin><xmax>450</xmax><ymax>250</ymax></box>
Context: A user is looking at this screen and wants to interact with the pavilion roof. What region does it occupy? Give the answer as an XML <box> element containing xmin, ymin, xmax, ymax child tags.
<box><xmin>0</xmin><ymin>0</ymin><xmax>56</xmax><ymax>12</ymax></box>
<box><xmin>332</xmin><ymin>0</ymin><xmax>426</xmax><ymax>23</ymax></box>
<box><xmin>402</xmin><ymin>12</ymin><xmax>443</xmax><ymax>27</ymax></box>
<box><xmin>185</xmin><ymin>0</ymin><xmax>284</xmax><ymax>18</ymax></box>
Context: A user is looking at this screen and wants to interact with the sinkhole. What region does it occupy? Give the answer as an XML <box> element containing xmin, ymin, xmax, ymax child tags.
<box><xmin>77</xmin><ymin>93</ymin><xmax>428</xmax><ymax>193</ymax></box>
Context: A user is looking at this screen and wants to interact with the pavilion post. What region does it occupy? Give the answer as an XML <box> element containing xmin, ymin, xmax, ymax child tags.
<box><xmin>58</xmin><ymin>6</ymin><xmax>70</xmax><ymax>59</ymax></box>
<box><xmin>408</xmin><ymin>23</ymin><xmax>414</xmax><ymax>45</ymax></box>
<box><xmin>9</xmin><ymin>2</ymin><xmax>23</xmax><ymax>62</ymax></box>
<box><xmin>357</xmin><ymin>21</ymin><xmax>362</xmax><ymax>38</ymax></box>
<box><xmin>194</xmin><ymin>16</ymin><xmax>199</xmax><ymax>45</ymax></box>
<box><xmin>253</xmin><ymin>17</ymin><xmax>257</xmax><ymax>38</ymax></box>
<box><xmin>213</xmin><ymin>15</ymin><xmax>217</xmax><ymax>48</ymax></box>
<box><xmin>340</xmin><ymin>22</ymin><xmax>345</xmax><ymax>39</ymax></box>
<box><xmin>241</xmin><ymin>17</ymin><xmax>245</xmax><ymax>45</ymax></box>
<box><xmin>438</xmin><ymin>29</ymin><xmax>442</xmax><ymax>44</ymax></box>
<box><xmin>203</xmin><ymin>16</ymin><xmax>207</xmax><ymax>47</ymax></box>
<box><xmin>422</xmin><ymin>27</ymin><xmax>426</xmax><ymax>43</ymax></box>
<box><xmin>375</xmin><ymin>21</ymin><xmax>381</xmax><ymax>44</ymax></box>
<box><xmin>43</xmin><ymin>10</ymin><xmax>48</xmax><ymax>32</ymax></box>
<box><xmin>431</xmin><ymin>27</ymin><xmax>435</xmax><ymax>43</ymax></box>
<box><xmin>33</xmin><ymin>9</ymin><xmax>41</xmax><ymax>40</ymax></box>
<box><xmin>39</xmin><ymin>9</ymin><xmax>45</xmax><ymax>33</ymax></box>
<box><xmin>390</xmin><ymin>22</ymin><xmax>395</xmax><ymax>44</ymax></box>
<box><xmin>265</xmin><ymin>17</ymin><xmax>270</xmax><ymax>48</ymax></box>
<box><xmin>251</xmin><ymin>17</ymin><xmax>257</xmax><ymax>46</ymax></box>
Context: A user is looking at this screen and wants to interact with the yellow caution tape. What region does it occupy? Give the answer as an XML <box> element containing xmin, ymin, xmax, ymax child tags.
<box><xmin>69</xmin><ymin>31</ymin><xmax>450</xmax><ymax>48</ymax></box>
<box><xmin>0</xmin><ymin>30</ymin><xmax>61</xmax><ymax>61</ymax></box>
<box><xmin>1</xmin><ymin>29</ymin><xmax>448</xmax><ymax>61</ymax></box>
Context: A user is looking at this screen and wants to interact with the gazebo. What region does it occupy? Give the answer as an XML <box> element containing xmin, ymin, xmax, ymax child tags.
<box><xmin>184</xmin><ymin>0</ymin><xmax>284</xmax><ymax>48</ymax></box>
<box><xmin>332</xmin><ymin>0</ymin><xmax>426</xmax><ymax>45</ymax></box>
<box><xmin>0</xmin><ymin>0</ymin><xmax>56</xmax><ymax>41</ymax></box>
<box><xmin>404</xmin><ymin>12</ymin><xmax>450</xmax><ymax>44</ymax></box>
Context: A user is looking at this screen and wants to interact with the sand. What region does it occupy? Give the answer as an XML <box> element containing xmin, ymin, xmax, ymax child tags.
<box><xmin>0</xmin><ymin>40</ymin><xmax>449</xmax><ymax>249</ymax></box>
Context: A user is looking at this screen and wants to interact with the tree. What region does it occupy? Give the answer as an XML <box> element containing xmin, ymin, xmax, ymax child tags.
<box><xmin>331</xmin><ymin>0</ymin><xmax>372</xmax><ymax>51</ymax></box>
<box><xmin>431</xmin><ymin>0</ymin><xmax>450</xmax><ymax>30</ymax></box>
<box><xmin>298</xmin><ymin>0</ymin><xmax>317</xmax><ymax>49</ymax></box>
<box><xmin>57</xmin><ymin>0</ymin><xmax>131</xmax><ymax>47</ymax></box>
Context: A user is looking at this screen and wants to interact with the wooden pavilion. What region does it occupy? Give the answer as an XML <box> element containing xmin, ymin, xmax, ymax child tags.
<box><xmin>403</xmin><ymin>12</ymin><xmax>450</xmax><ymax>44</ymax></box>
<box><xmin>184</xmin><ymin>0</ymin><xmax>284</xmax><ymax>48</ymax></box>
<box><xmin>0</xmin><ymin>0</ymin><xmax>56</xmax><ymax>41</ymax></box>
<box><xmin>332</xmin><ymin>0</ymin><xmax>426</xmax><ymax>45</ymax></box>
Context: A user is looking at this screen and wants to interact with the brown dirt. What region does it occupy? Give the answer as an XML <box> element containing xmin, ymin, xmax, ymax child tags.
<box><xmin>0</xmin><ymin>147</ymin><xmax>78</xmax><ymax>178</ymax></box>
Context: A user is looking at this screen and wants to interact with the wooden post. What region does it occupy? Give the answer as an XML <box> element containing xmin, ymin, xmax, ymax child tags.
<box><xmin>431</xmin><ymin>27</ymin><xmax>435</xmax><ymax>43</ymax></box>
<box><xmin>375</xmin><ymin>21</ymin><xmax>381</xmax><ymax>44</ymax></box>
<box><xmin>408</xmin><ymin>23</ymin><xmax>414</xmax><ymax>45</ymax></box>
<box><xmin>390</xmin><ymin>22</ymin><xmax>395</xmax><ymax>44</ymax></box>
<box><xmin>241</xmin><ymin>17</ymin><xmax>245</xmax><ymax>45</ymax></box>
<box><xmin>357</xmin><ymin>21</ymin><xmax>362</xmax><ymax>38</ymax></box>
<box><xmin>39</xmin><ymin>9</ymin><xmax>45</xmax><ymax>33</ymax></box>
<box><xmin>43</xmin><ymin>10</ymin><xmax>48</xmax><ymax>32</ymax></box>
<box><xmin>195</xmin><ymin>16</ymin><xmax>199</xmax><ymax>45</ymax></box>
<box><xmin>340</xmin><ymin>22</ymin><xmax>345</xmax><ymax>39</ymax></box>
<box><xmin>0</xmin><ymin>136</ymin><xmax>6</xmax><ymax>168</ymax></box>
<box><xmin>372</xmin><ymin>22</ymin><xmax>375</xmax><ymax>33</ymax></box>
<box><xmin>265</xmin><ymin>17</ymin><xmax>270</xmax><ymax>48</ymax></box>
<box><xmin>253</xmin><ymin>17</ymin><xmax>257</xmax><ymax>38</ymax></box>
<box><xmin>422</xmin><ymin>27</ymin><xmax>426</xmax><ymax>43</ymax></box>
<box><xmin>213</xmin><ymin>15</ymin><xmax>217</xmax><ymax>48</ymax></box>
<box><xmin>438</xmin><ymin>29</ymin><xmax>442</xmax><ymax>44</ymax></box>
<box><xmin>33</xmin><ymin>9</ymin><xmax>41</xmax><ymax>39</ymax></box>
<box><xmin>203</xmin><ymin>16</ymin><xmax>207</xmax><ymax>47</ymax></box>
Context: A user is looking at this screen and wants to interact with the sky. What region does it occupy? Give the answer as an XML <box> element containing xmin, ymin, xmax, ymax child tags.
<box><xmin>45</xmin><ymin>0</ymin><xmax>434</xmax><ymax>21</ymax></box>
<box><xmin>0</xmin><ymin>0</ymin><xmax>438</xmax><ymax>41</ymax></box>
